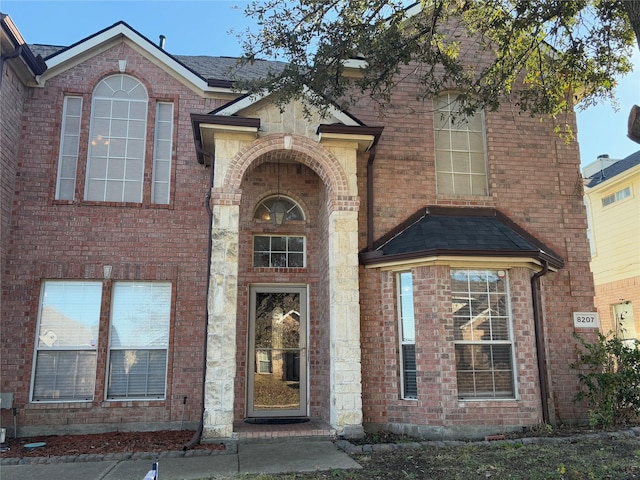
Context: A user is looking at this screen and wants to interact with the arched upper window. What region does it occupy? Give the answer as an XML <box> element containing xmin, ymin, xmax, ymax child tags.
<box><xmin>85</xmin><ymin>75</ymin><xmax>148</xmax><ymax>202</ymax></box>
<box><xmin>433</xmin><ymin>93</ymin><xmax>488</xmax><ymax>196</ymax></box>
<box><xmin>254</xmin><ymin>196</ymin><xmax>305</xmax><ymax>223</ymax></box>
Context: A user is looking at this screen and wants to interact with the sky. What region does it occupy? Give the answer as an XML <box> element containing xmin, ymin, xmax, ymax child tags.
<box><xmin>3</xmin><ymin>0</ymin><xmax>639</xmax><ymax>169</ymax></box>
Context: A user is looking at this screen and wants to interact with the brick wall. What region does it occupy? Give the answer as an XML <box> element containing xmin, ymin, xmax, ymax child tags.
<box><xmin>594</xmin><ymin>276</ymin><xmax>640</xmax><ymax>335</ymax></box>
<box><xmin>0</xmin><ymin>55</ymin><xmax>30</xmax><ymax>432</ymax></box>
<box><xmin>235</xmin><ymin>161</ymin><xmax>329</xmax><ymax>420</ymax></box>
<box><xmin>1</xmin><ymin>44</ymin><xmax>225</xmax><ymax>433</ymax></box>
<box><xmin>3</xmin><ymin>31</ymin><xmax>596</xmax><ymax>434</ymax></box>
<box><xmin>352</xmin><ymin>60</ymin><xmax>595</xmax><ymax>427</ymax></box>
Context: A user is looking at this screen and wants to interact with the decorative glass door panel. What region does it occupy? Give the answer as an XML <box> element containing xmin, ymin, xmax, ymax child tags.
<box><xmin>247</xmin><ymin>285</ymin><xmax>307</xmax><ymax>417</ymax></box>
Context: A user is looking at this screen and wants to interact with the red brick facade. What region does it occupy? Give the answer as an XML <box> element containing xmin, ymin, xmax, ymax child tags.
<box><xmin>0</xmin><ymin>19</ymin><xmax>596</xmax><ymax>438</ymax></box>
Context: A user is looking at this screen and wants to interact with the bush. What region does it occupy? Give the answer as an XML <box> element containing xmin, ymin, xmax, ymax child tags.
<box><xmin>571</xmin><ymin>330</ymin><xmax>640</xmax><ymax>427</ymax></box>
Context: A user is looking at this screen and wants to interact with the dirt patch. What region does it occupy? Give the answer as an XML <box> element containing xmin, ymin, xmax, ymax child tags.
<box><xmin>0</xmin><ymin>430</ymin><xmax>225</xmax><ymax>458</ymax></box>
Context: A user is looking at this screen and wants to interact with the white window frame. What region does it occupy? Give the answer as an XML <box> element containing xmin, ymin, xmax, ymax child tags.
<box><xmin>253</xmin><ymin>235</ymin><xmax>306</xmax><ymax>268</ymax></box>
<box><xmin>151</xmin><ymin>101</ymin><xmax>174</xmax><ymax>204</ymax></box>
<box><xmin>452</xmin><ymin>269</ymin><xmax>516</xmax><ymax>400</ymax></box>
<box><xmin>31</xmin><ymin>280</ymin><xmax>102</xmax><ymax>402</ymax></box>
<box><xmin>85</xmin><ymin>74</ymin><xmax>148</xmax><ymax>203</ymax></box>
<box><xmin>397</xmin><ymin>271</ymin><xmax>417</xmax><ymax>400</ymax></box>
<box><xmin>601</xmin><ymin>186</ymin><xmax>631</xmax><ymax>207</ymax></box>
<box><xmin>434</xmin><ymin>93</ymin><xmax>488</xmax><ymax>196</ymax></box>
<box><xmin>106</xmin><ymin>281</ymin><xmax>171</xmax><ymax>401</ymax></box>
<box><xmin>55</xmin><ymin>96</ymin><xmax>83</xmax><ymax>200</ymax></box>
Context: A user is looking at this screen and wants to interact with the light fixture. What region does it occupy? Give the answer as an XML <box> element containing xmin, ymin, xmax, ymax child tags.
<box><xmin>103</xmin><ymin>265</ymin><xmax>112</xmax><ymax>279</ymax></box>
<box><xmin>270</xmin><ymin>159</ymin><xmax>286</xmax><ymax>227</ymax></box>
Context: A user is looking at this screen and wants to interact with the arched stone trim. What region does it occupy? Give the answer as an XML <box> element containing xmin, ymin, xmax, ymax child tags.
<box><xmin>222</xmin><ymin>134</ymin><xmax>353</xmax><ymax>205</ymax></box>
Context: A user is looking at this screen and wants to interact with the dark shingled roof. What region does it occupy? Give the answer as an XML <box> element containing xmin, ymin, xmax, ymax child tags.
<box><xmin>360</xmin><ymin>207</ymin><xmax>564</xmax><ymax>269</ymax></box>
<box><xmin>585</xmin><ymin>150</ymin><xmax>640</xmax><ymax>188</ymax></box>
<box><xmin>28</xmin><ymin>45</ymin><xmax>287</xmax><ymax>84</ymax></box>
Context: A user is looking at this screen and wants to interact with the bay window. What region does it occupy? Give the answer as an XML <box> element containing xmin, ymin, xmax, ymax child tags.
<box><xmin>452</xmin><ymin>269</ymin><xmax>515</xmax><ymax>399</ymax></box>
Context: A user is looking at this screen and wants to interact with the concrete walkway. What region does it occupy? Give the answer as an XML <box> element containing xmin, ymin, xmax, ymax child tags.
<box><xmin>0</xmin><ymin>440</ymin><xmax>361</xmax><ymax>480</ymax></box>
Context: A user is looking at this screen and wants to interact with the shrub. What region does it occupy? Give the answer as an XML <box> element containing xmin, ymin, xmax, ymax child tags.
<box><xmin>571</xmin><ymin>330</ymin><xmax>640</xmax><ymax>427</ymax></box>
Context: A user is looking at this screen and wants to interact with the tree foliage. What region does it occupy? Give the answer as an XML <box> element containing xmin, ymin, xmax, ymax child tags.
<box><xmin>236</xmin><ymin>0</ymin><xmax>636</xmax><ymax>125</ymax></box>
<box><xmin>571</xmin><ymin>331</ymin><xmax>640</xmax><ymax>427</ymax></box>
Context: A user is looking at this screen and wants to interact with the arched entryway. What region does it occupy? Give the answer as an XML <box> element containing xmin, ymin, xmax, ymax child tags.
<box><xmin>201</xmin><ymin>133</ymin><xmax>364</xmax><ymax>440</ymax></box>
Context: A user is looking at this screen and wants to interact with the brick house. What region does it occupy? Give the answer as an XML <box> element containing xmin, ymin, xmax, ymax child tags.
<box><xmin>1</xmin><ymin>15</ymin><xmax>596</xmax><ymax>441</ymax></box>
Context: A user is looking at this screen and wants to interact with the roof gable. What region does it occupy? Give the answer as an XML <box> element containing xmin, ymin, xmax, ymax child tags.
<box><xmin>211</xmin><ymin>90</ymin><xmax>365</xmax><ymax>127</ymax></box>
<box><xmin>36</xmin><ymin>21</ymin><xmax>215</xmax><ymax>92</ymax></box>
<box><xmin>586</xmin><ymin>150</ymin><xmax>640</xmax><ymax>188</ymax></box>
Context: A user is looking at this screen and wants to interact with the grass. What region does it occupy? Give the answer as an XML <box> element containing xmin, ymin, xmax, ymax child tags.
<box><xmin>233</xmin><ymin>435</ymin><xmax>640</xmax><ymax>480</ymax></box>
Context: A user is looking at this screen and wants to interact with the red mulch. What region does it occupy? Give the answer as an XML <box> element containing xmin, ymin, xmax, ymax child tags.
<box><xmin>0</xmin><ymin>430</ymin><xmax>225</xmax><ymax>458</ymax></box>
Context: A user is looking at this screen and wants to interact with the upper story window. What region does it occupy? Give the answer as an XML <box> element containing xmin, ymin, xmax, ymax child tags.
<box><xmin>601</xmin><ymin>186</ymin><xmax>631</xmax><ymax>207</ymax></box>
<box><xmin>434</xmin><ymin>93</ymin><xmax>488</xmax><ymax>196</ymax></box>
<box><xmin>86</xmin><ymin>75</ymin><xmax>148</xmax><ymax>203</ymax></box>
<box><xmin>55</xmin><ymin>96</ymin><xmax>83</xmax><ymax>200</ymax></box>
<box><xmin>55</xmin><ymin>74</ymin><xmax>173</xmax><ymax>205</ymax></box>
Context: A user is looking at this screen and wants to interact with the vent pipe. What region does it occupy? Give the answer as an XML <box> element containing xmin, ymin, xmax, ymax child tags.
<box><xmin>159</xmin><ymin>35</ymin><xmax>166</xmax><ymax>50</ymax></box>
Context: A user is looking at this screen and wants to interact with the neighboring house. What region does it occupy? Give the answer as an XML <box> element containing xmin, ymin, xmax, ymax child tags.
<box><xmin>583</xmin><ymin>151</ymin><xmax>640</xmax><ymax>343</ymax></box>
<box><xmin>1</xmin><ymin>13</ymin><xmax>596</xmax><ymax>442</ymax></box>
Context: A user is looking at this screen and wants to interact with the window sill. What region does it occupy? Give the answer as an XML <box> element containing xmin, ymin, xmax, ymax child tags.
<box><xmin>27</xmin><ymin>401</ymin><xmax>93</xmax><ymax>409</ymax></box>
<box><xmin>102</xmin><ymin>400</ymin><xmax>166</xmax><ymax>407</ymax></box>
<box><xmin>51</xmin><ymin>200</ymin><xmax>173</xmax><ymax>210</ymax></box>
<box><xmin>458</xmin><ymin>397</ymin><xmax>518</xmax><ymax>404</ymax></box>
<box><xmin>435</xmin><ymin>194</ymin><xmax>494</xmax><ymax>201</ymax></box>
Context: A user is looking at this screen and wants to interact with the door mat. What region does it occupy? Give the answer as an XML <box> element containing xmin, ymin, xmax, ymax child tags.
<box><xmin>244</xmin><ymin>417</ymin><xmax>310</xmax><ymax>425</ymax></box>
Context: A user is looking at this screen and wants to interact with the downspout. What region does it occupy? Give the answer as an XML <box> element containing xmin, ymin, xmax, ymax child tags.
<box><xmin>184</xmin><ymin>143</ymin><xmax>215</xmax><ymax>450</ymax></box>
<box><xmin>366</xmin><ymin>145</ymin><xmax>378</xmax><ymax>251</ymax></box>
<box><xmin>0</xmin><ymin>45</ymin><xmax>23</xmax><ymax>89</ymax></box>
<box><xmin>531</xmin><ymin>261</ymin><xmax>551</xmax><ymax>425</ymax></box>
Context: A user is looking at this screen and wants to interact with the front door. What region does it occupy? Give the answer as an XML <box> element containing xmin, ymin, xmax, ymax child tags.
<box><xmin>247</xmin><ymin>285</ymin><xmax>307</xmax><ymax>418</ymax></box>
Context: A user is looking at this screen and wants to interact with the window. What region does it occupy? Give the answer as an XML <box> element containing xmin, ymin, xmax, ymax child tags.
<box><xmin>614</xmin><ymin>302</ymin><xmax>636</xmax><ymax>345</ymax></box>
<box><xmin>86</xmin><ymin>75</ymin><xmax>148</xmax><ymax>202</ymax></box>
<box><xmin>434</xmin><ymin>93</ymin><xmax>488</xmax><ymax>196</ymax></box>
<box><xmin>152</xmin><ymin>102</ymin><xmax>174</xmax><ymax>204</ymax></box>
<box><xmin>253</xmin><ymin>236</ymin><xmax>305</xmax><ymax>268</ymax></box>
<box><xmin>601</xmin><ymin>186</ymin><xmax>631</xmax><ymax>207</ymax></box>
<box><xmin>398</xmin><ymin>271</ymin><xmax>417</xmax><ymax>399</ymax></box>
<box><xmin>107</xmin><ymin>282</ymin><xmax>171</xmax><ymax>400</ymax></box>
<box><xmin>452</xmin><ymin>269</ymin><xmax>514</xmax><ymax>399</ymax></box>
<box><xmin>55</xmin><ymin>96</ymin><xmax>83</xmax><ymax>200</ymax></box>
<box><xmin>54</xmin><ymin>75</ymin><xmax>174</xmax><ymax>204</ymax></box>
<box><xmin>31</xmin><ymin>281</ymin><xmax>102</xmax><ymax>402</ymax></box>
<box><xmin>254</xmin><ymin>196</ymin><xmax>305</xmax><ymax>223</ymax></box>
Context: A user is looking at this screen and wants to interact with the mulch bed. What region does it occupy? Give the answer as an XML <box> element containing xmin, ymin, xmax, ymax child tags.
<box><xmin>0</xmin><ymin>430</ymin><xmax>225</xmax><ymax>458</ymax></box>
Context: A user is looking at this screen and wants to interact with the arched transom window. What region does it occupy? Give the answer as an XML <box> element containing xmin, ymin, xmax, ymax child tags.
<box><xmin>254</xmin><ymin>196</ymin><xmax>305</xmax><ymax>223</ymax></box>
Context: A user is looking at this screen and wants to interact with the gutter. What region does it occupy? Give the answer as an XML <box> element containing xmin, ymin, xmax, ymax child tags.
<box><xmin>366</xmin><ymin>145</ymin><xmax>378</xmax><ymax>250</ymax></box>
<box><xmin>531</xmin><ymin>261</ymin><xmax>551</xmax><ymax>425</ymax></box>
<box><xmin>0</xmin><ymin>45</ymin><xmax>22</xmax><ymax>88</ymax></box>
<box><xmin>184</xmin><ymin>143</ymin><xmax>215</xmax><ymax>450</ymax></box>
